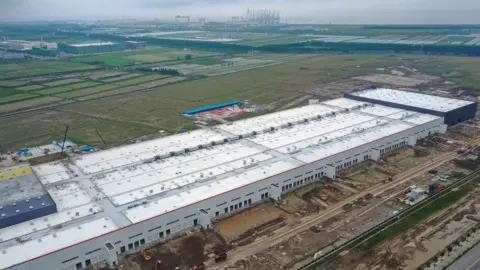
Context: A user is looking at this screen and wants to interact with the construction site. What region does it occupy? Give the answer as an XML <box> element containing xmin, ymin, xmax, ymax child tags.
<box><xmin>1</xmin><ymin>52</ymin><xmax>480</xmax><ymax>270</ymax></box>
<box><xmin>109</xmin><ymin>120</ymin><xmax>480</xmax><ymax>270</ymax></box>
<box><xmin>84</xmin><ymin>91</ymin><xmax>479</xmax><ymax>270</ymax></box>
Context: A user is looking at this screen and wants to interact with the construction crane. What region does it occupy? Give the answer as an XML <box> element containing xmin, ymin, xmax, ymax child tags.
<box><xmin>175</xmin><ymin>15</ymin><xmax>190</xmax><ymax>23</ymax></box>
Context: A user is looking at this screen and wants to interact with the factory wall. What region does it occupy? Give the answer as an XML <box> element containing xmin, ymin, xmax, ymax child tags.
<box><xmin>444</xmin><ymin>102</ymin><xmax>477</xmax><ymax>126</ymax></box>
<box><xmin>58</xmin><ymin>43</ymin><xmax>124</xmax><ymax>55</ymax></box>
<box><xmin>344</xmin><ymin>93</ymin><xmax>477</xmax><ymax>126</ymax></box>
<box><xmin>344</xmin><ymin>93</ymin><xmax>445</xmax><ymax>117</ymax></box>
<box><xmin>9</xmin><ymin>118</ymin><xmax>445</xmax><ymax>270</ymax></box>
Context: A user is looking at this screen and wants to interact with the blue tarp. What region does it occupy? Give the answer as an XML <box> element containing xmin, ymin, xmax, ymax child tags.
<box><xmin>80</xmin><ymin>146</ymin><xmax>94</xmax><ymax>151</ymax></box>
<box><xmin>182</xmin><ymin>100</ymin><xmax>240</xmax><ymax>115</ymax></box>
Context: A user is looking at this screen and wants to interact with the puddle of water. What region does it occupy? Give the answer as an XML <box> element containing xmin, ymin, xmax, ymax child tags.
<box><xmin>404</xmin><ymin>219</ymin><xmax>476</xmax><ymax>270</ymax></box>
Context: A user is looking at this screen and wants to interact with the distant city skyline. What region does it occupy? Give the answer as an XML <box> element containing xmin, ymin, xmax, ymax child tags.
<box><xmin>1</xmin><ymin>0</ymin><xmax>480</xmax><ymax>24</ymax></box>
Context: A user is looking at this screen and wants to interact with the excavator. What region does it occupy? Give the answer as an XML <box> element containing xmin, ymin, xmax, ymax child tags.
<box><xmin>140</xmin><ymin>249</ymin><xmax>152</xmax><ymax>261</ymax></box>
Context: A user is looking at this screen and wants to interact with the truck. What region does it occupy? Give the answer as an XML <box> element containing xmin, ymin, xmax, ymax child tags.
<box><xmin>192</xmin><ymin>263</ymin><xmax>206</xmax><ymax>270</ymax></box>
<box><xmin>214</xmin><ymin>253</ymin><xmax>227</xmax><ymax>263</ymax></box>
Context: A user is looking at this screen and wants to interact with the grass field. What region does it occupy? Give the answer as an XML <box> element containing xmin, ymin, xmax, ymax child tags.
<box><xmin>0</xmin><ymin>93</ymin><xmax>38</xmax><ymax>104</ymax></box>
<box><xmin>102</xmin><ymin>73</ymin><xmax>142</xmax><ymax>82</ymax></box>
<box><xmin>2</xmin><ymin>54</ymin><xmax>480</xmax><ymax>150</ymax></box>
<box><xmin>0</xmin><ymin>87</ymin><xmax>23</xmax><ymax>97</ymax></box>
<box><xmin>69</xmin><ymin>49</ymin><xmax>217</xmax><ymax>67</ymax></box>
<box><xmin>54</xmin><ymin>84</ymin><xmax>121</xmax><ymax>98</ymax></box>
<box><xmin>43</xmin><ymin>78</ymin><xmax>83</xmax><ymax>87</ymax></box>
<box><xmin>0</xmin><ymin>97</ymin><xmax>62</xmax><ymax>113</ymax></box>
<box><xmin>0</xmin><ymin>61</ymin><xmax>97</xmax><ymax>79</ymax></box>
<box><xmin>17</xmin><ymin>85</ymin><xmax>45</xmax><ymax>91</ymax></box>
<box><xmin>36</xmin><ymin>82</ymin><xmax>102</xmax><ymax>95</ymax></box>
<box><xmin>0</xmin><ymin>63</ymin><xmax>25</xmax><ymax>71</ymax></box>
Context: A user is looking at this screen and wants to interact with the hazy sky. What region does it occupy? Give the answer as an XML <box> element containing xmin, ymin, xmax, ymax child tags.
<box><xmin>1</xmin><ymin>0</ymin><xmax>480</xmax><ymax>24</ymax></box>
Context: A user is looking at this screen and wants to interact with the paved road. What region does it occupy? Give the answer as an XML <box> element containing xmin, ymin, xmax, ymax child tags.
<box><xmin>448</xmin><ymin>242</ymin><xmax>480</xmax><ymax>270</ymax></box>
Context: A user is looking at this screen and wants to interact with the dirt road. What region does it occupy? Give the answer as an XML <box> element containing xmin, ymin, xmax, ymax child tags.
<box><xmin>211</xmin><ymin>151</ymin><xmax>458</xmax><ymax>268</ymax></box>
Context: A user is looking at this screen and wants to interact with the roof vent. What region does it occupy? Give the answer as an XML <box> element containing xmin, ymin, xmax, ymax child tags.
<box><xmin>37</xmin><ymin>239</ymin><xmax>42</xmax><ymax>243</ymax></box>
<box><xmin>75</xmin><ymin>212</ymin><xmax>80</xmax><ymax>217</ymax></box>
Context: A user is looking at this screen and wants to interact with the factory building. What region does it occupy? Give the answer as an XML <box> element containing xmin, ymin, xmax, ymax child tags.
<box><xmin>0</xmin><ymin>93</ymin><xmax>471</xmax><ymax>270</ymax></box>
<box><xmin>345</xmin><ymin>88</ymin><xmax>477</xmax><ymax>126</ymax></box>
<box><xmin>57</xmin><ymin>42</ymin><xmax>124</xmax><ymax>55</ymax></box>
<box><xmin>0</xmin><ymin>165</ymin><xmax>57</xmax><ymax>229</ymax></box>
<box><xmin>125</xmin><ymin>41</ymin><xmax>147</xmax><ymax>50</ymax></box>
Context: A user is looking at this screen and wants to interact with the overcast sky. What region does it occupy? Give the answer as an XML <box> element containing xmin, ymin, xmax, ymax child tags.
<box><xmin>1</xmin><ymin>0</ymin><xmax>480</xmax><ymax>24</ymax></box>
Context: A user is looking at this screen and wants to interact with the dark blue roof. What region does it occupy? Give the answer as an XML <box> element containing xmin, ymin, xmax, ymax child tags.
<box><xmin>0</xmin><ymin>194</ymin><xmax>57</xmax><ymax>228</ymax></box>
<box><xmin>182</xmin><ymin>100</ymin><xmax>240</xmax><ymax>115</ymax></box>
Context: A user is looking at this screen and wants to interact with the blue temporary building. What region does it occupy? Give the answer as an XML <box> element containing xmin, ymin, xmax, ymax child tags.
<box><xmin>182</xmin><ymin>100</ymin><xmax>240</xmax><ymax>115</ymax></box>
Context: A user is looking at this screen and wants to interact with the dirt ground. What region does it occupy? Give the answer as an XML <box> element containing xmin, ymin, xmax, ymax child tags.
<box><xmin>328</xmin><ymin>188</ymin><xmax>480</xmax><ymax>270</ymax></box>
<box><xmin>120</xmin><ymin>229</ymin><xmax>225</xmax><ymax>270</ymax></box>
<box><xmin>216</xmin><ymin>202</ymin><xmax>293</xmax><ymax>241</ymax></box>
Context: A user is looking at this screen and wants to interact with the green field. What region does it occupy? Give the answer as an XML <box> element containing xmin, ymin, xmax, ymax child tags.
<box><xmin>0</xmin><ymin>63</ymin><xmax>25</xmax><ymax>71</ymax></box>
<box><xmin>0</xmin><ymin>86</ymin><xmax>22</xmax><ymax>97</ymax></box>
<box><xmin>43</xmin><ymin>78</ymin><xmax>83</xmax><ymax>87</ymax></box>
<box><xmin>68</xmin><ymin>49</ymin><xmax>217</xmax><ymax>67</ymax></box>
<box><xmin>0</xmin><ymin>93</ymin><xmax>38</xmax><ymax>104</ymax></box>
<box><xmin>17</xmin><ymin>85</ymin><xmax>45</xmax><ymax>91</ymax></box>
<box><xmin>0</xmin><ymin>61</ymin><xmax>97</xmax><ymax>79</ymax></box>
<box><xmin>1</xmin><ymin>53</ymin><xmax>480</xmax><ymax>151</ymax></box>
<box><xmin>36</xmin><ymin>81</ymin><xmax>102</xmax><ymax>95</ymax></box>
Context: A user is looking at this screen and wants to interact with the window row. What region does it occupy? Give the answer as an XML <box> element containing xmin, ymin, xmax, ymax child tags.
<box><xmin>215</xmin><ymin>198</ymin><xmax>253</xmax><ymax>217</ymax></box>
<box><xmin>380</xmin><ymin>141</ymin><xmax>406</xmax><ymax>154</ymax></box>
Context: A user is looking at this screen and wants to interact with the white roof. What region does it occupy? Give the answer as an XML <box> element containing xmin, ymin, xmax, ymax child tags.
<box><xmin>0</xmin><ymin>203</ymin><xmax>102</xmax><ymax>243</ymax></box>
<box><xmin>294</xmin><ymin>121</ymin><xmax>413</xmax><ymax>163</ymax></box>
<box><xmin>350</xmin><ymin>88</ymin><xmax>474</xmax><ymax>112</ymax></box>
<box><xmin>74</xmin><ymin>129</ymin><xmax>226</xmax><ymax>174</ymax></box>
<box><xmin>95</xmin><ymin>143</ymin><xmax>270</xmax><ymax>201</ymax></box>
<box><xmin>69</xmin><ymin>42</ymin><xmax>115</xmax><ymax>47</ymax></box>
<box><xmin>249</xmin><ymin>112</ymin><xmax>377</xmax><ymax>150</ymax></box>
<box><xmin>322</xmin><ymin>98</ymin><xmax>368</xmax><ymax>109</ymax></box>
<box><xmin>0</xmin><ymin>94</ymin><xmax>448</xmax><ymax>266</ymax></box>
<box><xmin>32</xmin><ymin>162</ymin><xmax>72</xmax><ymax>185</ymax></box>
<box><xmin>124</xmin><ymin>160</ymin><xmax>297</xmax><ymax>223</ymax></box>
<box><xmin>110</xmin><ymin>152</ymin><xmax>273</xmax><ymax>206</ymax></box>
<box><xmin>217</xmin><ymin>104</ymin><xmax>339</xmax><ymax>135</ymax></box>
<box><xmin>0</xmin><ymin>218</ymin><xmax>118</xmax><ymax>270</ymax></box>
<box><xmin>47</xmin><ymin>183</ymin><xmax>92</xmax><ymax>211</ymax></box>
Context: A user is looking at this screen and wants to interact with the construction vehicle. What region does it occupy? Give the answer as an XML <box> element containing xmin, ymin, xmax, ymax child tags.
<box><xmin>192</xmin><ymin>263</ymin><xmax>206</xmax><ymax>270</ymax></box>
<box><xmin>155</xmin><ymin>260</ymin><xmax>162</xmax><ymax>270</ymax></box>
<box><xmin>214</xmin><ymin>253</ymin><xmax>227</xmax><ymax>263</ymax></box>
<box><xmin>319</xmin><ymin>194</ymin><xmax>328</xmax><ymax>201</ymax></box>
<box><xmin>140</xmin><ymin>249</ymin><xmax>151</xmax><ymax>261</ymax></box>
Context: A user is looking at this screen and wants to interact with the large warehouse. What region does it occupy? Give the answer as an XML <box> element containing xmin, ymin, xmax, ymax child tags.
<box><xmin>345</xmin><ymin>88</ymin><xmax>477</xmax><ymax>126</ymax></box>
<box><xmin>57</xmin><ymin>42</ymin><xmax>124</xmax><ymax>55</ymax></box>
<box><xmin>0</xmin><ymin>92</ymin><xmax>472</xmax><ymax>270</ymax></box>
